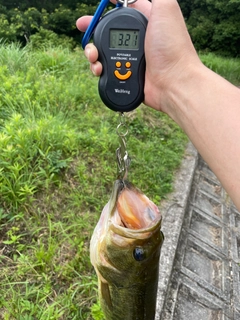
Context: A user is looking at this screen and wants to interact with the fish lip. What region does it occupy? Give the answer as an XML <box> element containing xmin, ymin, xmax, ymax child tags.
<box><xmin>109</xmin><ymin>216</ymin><xmax>162</xmax><ymax>239</ymax></box>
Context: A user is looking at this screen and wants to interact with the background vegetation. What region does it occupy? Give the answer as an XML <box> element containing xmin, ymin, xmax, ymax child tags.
<box><xmin>179</xmin><ymin>0</ymin><xmax>240</xmax><ymax>56</ymax></box>
<box><xmin>0</xmin><ymin>0</ymin><xmax>239</xmax><ymax>56</ymax></box>
<box><xmin>0</xmin><ymin>41</ymin><xmax>189</xmax><ymax>319</ymax></box>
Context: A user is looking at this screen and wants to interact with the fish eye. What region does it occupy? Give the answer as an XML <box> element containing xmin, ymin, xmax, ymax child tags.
<box><xmin>133</xmin><ymin>247</ymin><xmax>146</xmax><ymax>261</ymax></box>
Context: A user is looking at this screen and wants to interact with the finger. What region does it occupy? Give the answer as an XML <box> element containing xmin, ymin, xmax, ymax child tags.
<box><xmin>90</xmin><ymin>61</ymin><xmax>103</xmax><ymax>76</ymax></box>
<box><xmin>76</xmin><ymin>16</ymin><xmax>93</xmax><ymax>32</ymax></box>
<box><xmin>85</xmin><ymin>44</ymin><xmax>99</xmax><ymax>63</ymax></box>
<box><xmin>111</xmin><ymin>0</ymin><xmax>151</xmax><ymax>19</ymax></box>
<box><xmin>130</xmin><ymin>0</ymin><xmax>152</xmax><ymax>19</ymax></box>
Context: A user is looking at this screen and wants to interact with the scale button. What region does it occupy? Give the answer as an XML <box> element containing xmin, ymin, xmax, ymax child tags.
<box><xmin>114</xmin><ymin>70</ymin><xmax>132</xmax><ymax>80</ymax></box>
<box><xmin>125</xmin><ymin>62</ymin><xmax>131</xmax><ymax>68</ymax></box>
<box><xmin>116</xmin><ymin>61</ymin><xmax>121</xmax><ymax>68</ymax></box>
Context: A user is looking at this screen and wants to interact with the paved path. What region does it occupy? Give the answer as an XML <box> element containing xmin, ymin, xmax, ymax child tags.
<box><xmin>156</xmin><ymin>143</ymin><xmax>240</xmax><ymax>320</ymax></box>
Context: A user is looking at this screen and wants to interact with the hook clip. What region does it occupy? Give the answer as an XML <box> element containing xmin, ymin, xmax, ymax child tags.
<box><xmin>116</xmin><ymin>113</ymin><xmax>131</xmax><ymax>180</ymax></box>
<box><xmin>81</xmin><ymin>0</ymin><xmax>138</xmax><ymax>48</ymax></box>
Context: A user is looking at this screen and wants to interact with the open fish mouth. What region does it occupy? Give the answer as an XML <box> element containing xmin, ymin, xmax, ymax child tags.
<box><xmin>109</xmin><ymin>180</ymin><xmax>162</xmax><ymax>236</ymax></box>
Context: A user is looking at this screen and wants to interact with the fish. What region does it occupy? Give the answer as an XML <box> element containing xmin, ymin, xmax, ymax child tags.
<box><xmin>90</xmin><ymin>179</ymin><xmax>164</xmax><ymax>320</ymax></box>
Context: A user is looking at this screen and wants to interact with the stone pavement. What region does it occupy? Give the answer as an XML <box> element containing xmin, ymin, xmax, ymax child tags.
<box><xmin>155</xmin><ymin>143</ymin><xmax>240</xmax><ymax>320</ymax></box>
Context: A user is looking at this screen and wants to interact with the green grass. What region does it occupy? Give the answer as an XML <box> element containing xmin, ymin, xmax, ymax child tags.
<box><xmin>200</xmin><ymin>52</ymin><xmax>240</xmax><ymax>85</ymax></box>
<box><xmin>0</xmin><ymin>42</ymin><xmax>237</xmax><ymax>319</ymax></box>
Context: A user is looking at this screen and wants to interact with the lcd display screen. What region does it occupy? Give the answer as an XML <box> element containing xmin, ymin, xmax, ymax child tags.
<box><xmin>110</xmin><ymin>29</ymin><xmax>139</xmax><ymax>49</ymax></box>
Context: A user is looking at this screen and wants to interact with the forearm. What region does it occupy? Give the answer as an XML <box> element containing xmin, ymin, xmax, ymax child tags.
<box><xmin>165</xmin><ymin>63</ymin><xmax>240</xmax><ymax>209</ymax></box>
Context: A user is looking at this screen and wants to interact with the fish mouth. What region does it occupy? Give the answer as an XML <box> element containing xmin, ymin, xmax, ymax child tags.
<box><xmin>109</xmin><ymin>180</ymin><xmax>162</xmax><ymax>238</ymax></box>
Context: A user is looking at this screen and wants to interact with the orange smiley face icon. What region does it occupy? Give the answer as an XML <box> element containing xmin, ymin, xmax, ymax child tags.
<box><xmin>114</xmin><ymin>61</ymin><xmax>132</xmax><ymax>80</ymax></box>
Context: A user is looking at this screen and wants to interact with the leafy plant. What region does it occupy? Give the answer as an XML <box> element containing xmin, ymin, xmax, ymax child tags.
<box><xmin>0</xmin><ymin>113</ymin><xmax>77</xmax><ymax>210</ymax></box>
<box><xmin>179</xmin><ymin>0</ymin><xmax>240</xmax><ymax>56</ymax></box>
<box><xmin>29</xmin><ymin>28</ymin><xmax>76</xmax><ymax>50</ymax></box>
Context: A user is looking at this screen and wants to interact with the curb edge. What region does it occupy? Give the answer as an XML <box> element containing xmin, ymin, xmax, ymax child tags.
<box><xmin>155</xmin><ymin>142</ymin><xmax>198</xmax><ymax>319</ymax></box>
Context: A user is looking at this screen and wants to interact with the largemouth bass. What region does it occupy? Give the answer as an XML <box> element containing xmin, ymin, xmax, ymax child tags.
<box><xmin>90</xmin><ymin>180</ymin><xmax>164</xmax><ymax>320</ymax></box>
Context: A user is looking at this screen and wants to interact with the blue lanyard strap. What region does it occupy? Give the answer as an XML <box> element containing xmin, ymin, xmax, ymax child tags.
<box><xmin>82</xmin><ymin>0</ymin><xmax>122</xmax><ymax>49</ymax></box>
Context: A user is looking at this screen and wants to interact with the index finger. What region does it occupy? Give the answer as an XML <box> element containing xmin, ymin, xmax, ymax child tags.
<box><xmin>76</xmin><ymin>16</ymin><xmax>93</xmax><ymax>32</ymax></box>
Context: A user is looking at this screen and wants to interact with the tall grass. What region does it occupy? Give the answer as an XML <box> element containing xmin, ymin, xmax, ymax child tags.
<box><xmin>200</xmin><ymin>52</ymin><xmax>240</xmax><ymax>85</ymax></box>
<box><xmin>0</xmin><ymin>41</ymin><xmax>237</xmax><ymax>319</ymax></box>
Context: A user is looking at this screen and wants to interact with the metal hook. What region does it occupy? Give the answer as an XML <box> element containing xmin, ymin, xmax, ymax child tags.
<box><xmin>116</xmin><ymin>113</ymin><xmax>131</xmax><ymax>180</ymax></box>
<box><xmin>117</xmin><ymin>0</ymin><xmax>137</xmax><ymax>7</ymax></box>
<box><xmin>116</xmin><ymin>113</ymin><xmax>128</xmax><ymax>138</ymax></box>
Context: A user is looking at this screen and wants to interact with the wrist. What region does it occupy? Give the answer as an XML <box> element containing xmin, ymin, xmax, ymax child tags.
<box><xmin>164</xmin><ymin>62</ymin><xmax>206</xmax><ymax>125</ymax></box>
<box><xmin>151</xmin><ymin>60</ymin><xmax>208</xmax><ymax>127</ymax></box>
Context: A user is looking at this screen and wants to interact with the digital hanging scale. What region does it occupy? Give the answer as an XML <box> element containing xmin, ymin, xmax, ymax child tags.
<box><xmin>82</xmin><ymin>0</ymin><xmax>148</xmax><ymax>112</ymax></box>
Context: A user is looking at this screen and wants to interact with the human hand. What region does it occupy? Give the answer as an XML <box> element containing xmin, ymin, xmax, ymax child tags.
<box><xmin>76</xmin><ymin>0</ymin><xmax>202</xmax><ymax>114</ymax></box>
